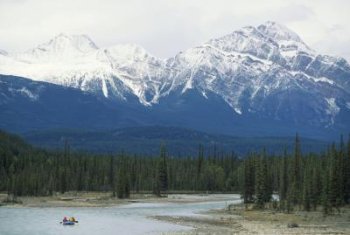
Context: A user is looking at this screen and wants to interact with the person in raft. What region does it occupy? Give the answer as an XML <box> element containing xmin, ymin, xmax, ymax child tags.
<box><xmin>63</xmin><ymin>217</ymin><xmax>68</xmax><ymax>222</ymax></box>
<box><xmin>69</xmin><ymin>217</ymin><xmax>76</xmax><ymax>222</ymax></box>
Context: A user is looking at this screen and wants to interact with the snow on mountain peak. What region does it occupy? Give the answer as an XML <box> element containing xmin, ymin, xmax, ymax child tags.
<box><xmin>256</xmin><ymin>21</ymin><xmax>313</xmax><ymax>59</ymax></box>
<box><xmin>15</xmin><ymin>33</ymin><xmax>98</xmax><ymax>63</ymax></box>
<box><xmin>43</xmin><ymin>33</ymin><xmax>98</xmax><ymax>52</ymax></box>
<box><xmin>105</xmin><ymin>43</ymin><xmax>153</xmax><ymax>62</ymax></box>
<box><xmin>0</xmin><ymin>34</ymin><xmax>169</xmax><ymax>104</ymax></box>
<box><xmin>257</xmin><ymin>21</ymin><xmax>301</xmax><ymax>42</ymax></box>
<box><xmin>0</xmin><ymin>21</ymin><xmax>349</xmax><ymax>126</ymax></box>
<box><xmin>206</xmin><ymin>23</ymin><xmax>281</xmax><ymax>62</ymax></box>
<box><xmin>207</xmin><ymin>21</ymin><xmax>310</xmax><ymax>60</ymax></box>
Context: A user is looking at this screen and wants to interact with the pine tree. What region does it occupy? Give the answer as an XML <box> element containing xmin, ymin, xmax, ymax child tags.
<box><xmin>302</xmin><ymin>168</ymin><xmax>311</xmax><ymax>211</ymax></box>
<box><xmin>242</xmin><ymin>157</ymin><xmax>254</xmax><ymax>203</ymax></box>
<box><xmin>310</xmin><ymin>164</ymin><xmax>320</xmax><ymax>210</ymax></box>
<box><xmin>292</xmin><ymin>133</ymin><xmax>302</xmax><ymax>205</ymax></box>
<box><xmin>116</xmin><ymin>167</ymin><xmax>125</xmax><ymax>199</ymax></box>
<box><xmin>279</xmin><ymin>153</ymin><xmax>288</xmax><ymax>201</ymax></box>
<box><xmin>116</xmin><ymin>166</ymin><xmax>130</xmax><ymax>199</ymax></box>
<box><xmin>157</xmin><ymin>145</ymin><xmax>168</xmax><ymax>194</ymax></box>
<box><xmin>286</xmin><ymin>187</ymin><xmax>293</xmax><ymax>213</ymax></box>
<box><xmin>255</xmin><ymin>155</ymin><xmax>270</xmax><ymax>209</ymax></box>
<box><xmin>262</xmin><ymin>154</ymin><xmax>272</xmax><ymax>203</ymax></box>
<box><xmin>196</xmin><ymin>144</ymin><xmax>204</xmax><ymax>190</ymax></box>
<box><xmin>153</xmin><ymin>167</ymin><xmax>161</xmax><ymax>196</ymax></box>
<box><xmin>329</xmin><ymin>143</ymin><xmax>343</xmax><ymax>212</ymax></box>
<box><xmin>338</xmin><ymin>136</ymin><xmax>345</xmax><ymax>206</ymax></box>
<box><xmin>109</xmin><ymin>155</ymin><xmax>116</xmax><ymax>196</ymax></box>
<box><xmin>322</xmin><ymin>168</ymin><xmax>331</xmax><ymax>215</ymax></box>
<box><xmin>344</xmin><ymin>135</ymin><xmax>350</xmax><ymax>203</ymax></box>
<box><xmin>116</xmin><ymin>156</ymin><xmax>130</xmax><ymax>199</ymax></box>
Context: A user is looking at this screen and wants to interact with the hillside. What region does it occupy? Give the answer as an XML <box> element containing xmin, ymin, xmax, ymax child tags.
<box><xmin>23</xmin><ymin>126</ymin><xmax>328</xmax><ymax>156</ymax></box>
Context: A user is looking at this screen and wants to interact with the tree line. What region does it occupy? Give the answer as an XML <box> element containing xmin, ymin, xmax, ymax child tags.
<box><xmin>242</xmin><ymin>134</ymin><xmax>350</xmax><ymax>214</ymax></box>
<box><xmin>0</xmin><ymin>131</ymin><xmax>240</xmax><ymax>199</ymax></box>
<box><xmin>0</xmin><ymin>130</ymin><xmax>349</xmax><ymax>214</ymax></box>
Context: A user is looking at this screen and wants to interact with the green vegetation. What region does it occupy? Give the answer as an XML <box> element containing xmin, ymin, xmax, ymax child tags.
<box><xmin>1</xmin><ymin>129</ymin><xmax>349</xmax><ymax>215</ymax></box>
<box><xmin>0</xmin><ymin>130</ymin><xmax>240</xmax><ymax>199</ymax></box>
<box><xmin>242</xmin><ymin>134</ymin><xmax>350</xmax><ymax>214</ymax></box>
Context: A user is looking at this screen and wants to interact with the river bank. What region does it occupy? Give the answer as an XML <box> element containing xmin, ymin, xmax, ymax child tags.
<box><xmin>2</xmin><ymin>192</ymin><xmax>349</xmax><ymax>234</ymax></box>
<box><xmin>157</xmin><ymin>203</ymin><xmax>350</xmax><ymax>234</ymax></box>
<box><xmin>0</xmin><ymin>192</ymin><xmax>145</xmax><ymax>207</ymax></box>
<box><xmin>0</xmin><ymin>192</ymin><xmax>239</xmax><ymax>208</ymax></box>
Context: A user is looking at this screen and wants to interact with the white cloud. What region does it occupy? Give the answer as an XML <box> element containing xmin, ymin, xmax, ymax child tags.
<box><xmin>0</xmin><ymin>0</ymin><xmax>349</xmax><ymax>61</ymax></box>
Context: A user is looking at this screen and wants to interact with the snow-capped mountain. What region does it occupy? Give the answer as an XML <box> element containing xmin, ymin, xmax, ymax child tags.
<box><xmin>166</xmin><ymin>21</ymin><xmax>350</xmax><ymax>127</ymax></box>
<box><xmin>0</xmin><ymin>21</ymin><xmax>349</xmax><ymax>138</ymax></box>
<box><xmin>0</xmin><ymin>33</ymin><xmax>170</xmax><ymax>105</ymax></box>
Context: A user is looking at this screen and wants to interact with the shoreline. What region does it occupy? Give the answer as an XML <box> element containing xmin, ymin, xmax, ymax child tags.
<box><xmin>3</xmin><ymin>192</ymin><xmax>349</xmax><ymax>234</ymax></box>
<box><xmin>0</xmin><ymin>192</ymin><xmax>239</xmax><ymax>208</ymax></box>
<box><xmin>154</xmin><ymin>203</ymin><xmax>350</xmax><ymax>234</ymax></box>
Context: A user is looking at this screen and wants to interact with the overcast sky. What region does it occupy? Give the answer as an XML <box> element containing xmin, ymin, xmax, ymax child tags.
<box><xmin>0</xmin><ymin>0</ymin><xmax>349</xmax><ymax>61</ymax></box>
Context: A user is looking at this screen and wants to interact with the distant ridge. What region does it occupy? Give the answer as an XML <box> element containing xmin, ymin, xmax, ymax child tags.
<box><xmin>23</xmin><ymin>126</ymin><xmax>329</xmax><ymax>156</ymax></box>
<box><xmin>0</xmin><ymin>21</ymin><xmax>349</xmax><ymax>140</ymax></box>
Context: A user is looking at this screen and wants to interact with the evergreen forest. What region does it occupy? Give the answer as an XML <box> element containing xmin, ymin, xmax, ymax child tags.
<box><xmin>1</xmin><ymin>130</ymin><xmax>349</xmax><ymax>214</ymax></box>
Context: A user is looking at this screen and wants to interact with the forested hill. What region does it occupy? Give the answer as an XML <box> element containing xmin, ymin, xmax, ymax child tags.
<box><xmin>22</xmin><ymin>126</ymin><xmax>329</xmax><ymax>156</ymax></box>
<box><xmin>0</xmin><ymin>130</ymin><xmax>32</xmax><ymax>154</ymax></box>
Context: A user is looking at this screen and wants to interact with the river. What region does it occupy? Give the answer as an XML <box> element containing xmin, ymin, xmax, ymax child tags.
<box><xmin>0</xmin><ymin>194</ymin><xmax>241</xmax><ymax>235</ymax></box>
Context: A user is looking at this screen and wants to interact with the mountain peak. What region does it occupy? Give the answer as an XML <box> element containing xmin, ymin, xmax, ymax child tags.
<box><xmin>257</xmin><ymin>21</ymin><xmax>302</xmax><ymax>42</ymax></box>
<box><xmin>43</xmin><ymin>33</ymin><xmax>98</xmax><ymax>53</ymax></box>
<box><xmin>105</xmin><ymin>43</ymin><xmax>156</xmax><ymax>61</ymax></box>
<box><xmin>0</xmin><ymin>22</ymin><xmax>349</xmax><ymax>137</ymax></box>
<box><xmin>15</xmin><ymin>33</ymin><xmax>99</xmax><ymax>62</ymax></box>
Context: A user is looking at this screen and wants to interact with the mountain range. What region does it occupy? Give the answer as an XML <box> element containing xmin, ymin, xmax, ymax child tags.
<box><xmin>0</xmin><ymin>21</ymin><xmax>349</xmax><ymax>142</ymax></box>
